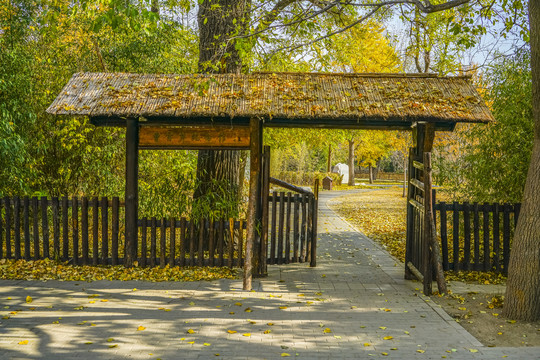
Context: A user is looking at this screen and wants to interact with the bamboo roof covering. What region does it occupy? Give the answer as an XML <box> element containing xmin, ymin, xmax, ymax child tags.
<box><xmin>47</xmin><ymin>72</ymin><xmax>493</xmax><ymax>129</ymax></box>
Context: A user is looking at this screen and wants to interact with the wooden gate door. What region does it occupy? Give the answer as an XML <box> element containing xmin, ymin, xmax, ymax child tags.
<box><xmin>404</xmin><ymin>123</ymin><xmax>444</xmax><ymax>295</ymax></box>
<box><xmin>259</xmin><ymin>146</ymin><xmax>319</xmax><ymax>270</ymax></box>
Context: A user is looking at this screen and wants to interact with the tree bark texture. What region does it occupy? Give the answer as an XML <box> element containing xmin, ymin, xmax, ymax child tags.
<box><xmin>195</xmin><ymin>0</ymin><xmax>250</xmax><ymax>205</ymax></box>
<box><xmin>348</xmin><ymin>140</ymin><xmax>355</xmax><ymax>186</ymax></box>
<box><xmin>198</xmin><ymin>0</ymin><xmax>248</xmax><ymax>74</ymax></box>
<box><xmin>503</xmin><ymin>0</ymin><xmax>540</xmax><ymax>322</ymax></box>
<box><xmin>368</xmin><ymin>165</ymin><xmax>374</xmax><ymax>184</ymax></box>
<box><xmin>193</xmin><ymin>149</ymin><xmax>241</xmax><ymax>202</ymax></box>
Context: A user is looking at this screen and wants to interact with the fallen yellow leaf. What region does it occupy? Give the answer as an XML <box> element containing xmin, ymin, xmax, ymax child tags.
<box><xmin>227</xmin><ymin>330</ymin><xmax>237</xmax><ymax>334</ymax></box>
<box><xmin>187</xmin><ymin>329</ymin><xmax>195</xmax><ymax>334</ymax></box>
<box><xmin>25</xmin><ymin>296</ymin><xmax>32</xmax><ymax>304</ymax></box>
<box><xmin>18</xmin><ymin>340</ymin><xmax>28</xmax><ymax>345</ymax></box>
<box><xmin>383</xmin><ymin>336</ymin><xmax>393</xmax><ymax>340</ymax></box>
<box><xmin>281</xmin><ymin>353</ymin><xmax>290</xmax><ymax>357</ymax></box>
<box><xmin>323</xmin><ymin>328</ymin><xmax>332</xmax><ymax>333</ymax></box>
<box><xmin>242</xmin><ymin>333</ymin><xmax>251</xmax><ymax>337</ymax></box>
<box><xmin>137</xmin><ymin>326</ymin><xmax>146</xmax><ymax>331</ymax></box>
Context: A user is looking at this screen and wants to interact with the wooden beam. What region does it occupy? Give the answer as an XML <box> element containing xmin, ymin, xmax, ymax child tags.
<box><xmin>269</xmin><ymin>177</ymin><xmax>313</xmax><ymax>195</ymax></box>
<box><xmin>139</xmin><ymin>125</ymin><xmax>250</xmax><ymax>149</ymax></box>
<box><xmin>244</xmin><ymin>118</ymin><xmax>261</xmax><ymax>290</ymax></box>
<box><xmin>407</xmin><ymin>261</ymin><xmax>424</xmax><ymax>282</ymax></box>
<box><xmin>90</xmin><ymin>116</ymin><xmax>457</xmax><ymax>132</ymax></box>
<box><xmin>125</xmin><ymin>118</ymin><xmax>139</xmax><ymax>267</ymax></box>
<box><xmin>423</xmin><ymin>123</ymin><xmax>436</xmax><ymax>153</ymax></box>
<box><xmin>424</xmin><ymin>152</ymin><xmax>447</xmax><ymax>294</ymax></box>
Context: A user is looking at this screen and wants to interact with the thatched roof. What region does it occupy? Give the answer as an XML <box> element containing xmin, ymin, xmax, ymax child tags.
<box><xmin>47</xmin><ymin>72</ymin><xmax>493</xmax><ymax>129</ymax></box>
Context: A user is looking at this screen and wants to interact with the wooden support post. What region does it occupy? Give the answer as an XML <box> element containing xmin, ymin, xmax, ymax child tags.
<box><xmin>259</xmin><ymin>145</ymin><xmax>271</xmax><ymax>276</ymax></box>
<box><xmin>125</xmin><ymin>118</ymin><xmax>139</xmax><ymax>267</ymax></box>
<box><xmin>244</xmin><ymin>118</ymin><xmax>261</xmax><ymax>290</ymax></box>
<box><xmin>405</xmin><ymin>147</ymin><xmax>414</xmax><ymax>280</ymax></box>
<box><xmin>404</xmin><ymin>123</ymin><xmax>417</xmax><ymax>280</ymax></box>
<box><xmin>421</xmin><ymin>123</ymin><xmax>434</xmax><ymax>295</ymax></box>
<box><xmin>254</xmin><ymin>122</ymin><xmax>265</xmax><ymax>277</ymax></box>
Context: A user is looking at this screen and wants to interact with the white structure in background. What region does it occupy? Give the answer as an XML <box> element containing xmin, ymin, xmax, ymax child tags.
<box><xmin>332</xmin><ymin>163</ymin><xmax>349</xmax><ymax>184</ymax></box>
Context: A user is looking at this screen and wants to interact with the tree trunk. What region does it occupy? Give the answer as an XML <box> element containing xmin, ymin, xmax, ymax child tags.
<box><xmin>503</xmin><ymin>0</ymin><xmax>540</xmax><ymax>322</ymax></box>
<box><xmin>368</xmin><ymin>165</ymin><xmax>374</xmax><ymax>184</ymax></box>
<box><xmin>403</xmin><ymin>159</ymin><xmax>407</xmax><ymax>198</ymax></box>
<box><xmin>348</xmin><ymin>139</ymin><xmax>355</xmax><ymax>186</ymax></box>
<box><xmin>194</xmin><ymin>0</ymin><xmax>249</xmax><ymax>209</ymax></box>
<box><xmin>327</xmin><ymin>144</ymin><xmax>332</xmax><ymax>173</ymax></box>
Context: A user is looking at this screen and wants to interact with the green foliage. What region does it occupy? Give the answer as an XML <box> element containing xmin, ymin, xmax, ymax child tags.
<box><xmin>435</xmin><ymin>49</ymin><xmax>532</xmax><ymax>203</ymax></box>
<box><xmin>191</xmin><ymin>180</ymin><xmax>242</xmax><ymax>221</ymax></box>
<box><xmin>138</xmin><ymin>150</ymin><xmax>198</xmax><ymax>218</ymax></box>
<box><xmin>0</xmin><ymin>0</ymin><xmax>199</xmax><ymax>216</ymax></box>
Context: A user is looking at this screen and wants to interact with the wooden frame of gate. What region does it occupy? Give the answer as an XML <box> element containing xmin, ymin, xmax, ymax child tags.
<box><xmin>47</xmin><ymin>72</ymin><xmax>493</xmax><ymax>293</ymax></box>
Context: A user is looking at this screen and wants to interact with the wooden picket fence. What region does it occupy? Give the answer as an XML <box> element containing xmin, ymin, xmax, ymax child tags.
<box><xmin>0</xmin><ymin>196</ymin><xmax>246</xmax><ymax>267</ymax></box>
<box><xmin>433</xmin><ymin>192</ymin><xmax>520</xmax><ymax>274</ymax></box>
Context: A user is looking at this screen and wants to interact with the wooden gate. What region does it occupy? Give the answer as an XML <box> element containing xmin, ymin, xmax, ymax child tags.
<box><xmin>259</xmin><ymin>146</ymin><xmax>318</xmax><ymax>271</ymax></box>
<box><xmin>405</xmin><ymin>123</ymin><xmax>446</xmax><ymax>295</ymax></box>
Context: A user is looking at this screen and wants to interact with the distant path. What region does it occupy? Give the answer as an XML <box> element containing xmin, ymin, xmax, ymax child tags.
<box><xmin>0</xmin><ymin>190</ymin><xmax>538</xmax><ymax>359</ymax></box>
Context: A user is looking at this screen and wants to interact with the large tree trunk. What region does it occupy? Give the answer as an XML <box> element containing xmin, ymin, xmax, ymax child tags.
<box><xmin>194</xmin><ymin>0</ymin><xmax>249</xmax><ymax>210</ymax></box>
<box><xmin>348</xmin><ymin>139</ymin><xmax>355</xmax><ymax>186</ymax></box>
<box><xmin>368</xmin><ymin>165</ymin><xmax>374</xmax><ymax>184</ymax></box>
<box><xmin>503</xmin><ymin>0</ymin><xmax>540</xmax><ymax>322</ymax></box>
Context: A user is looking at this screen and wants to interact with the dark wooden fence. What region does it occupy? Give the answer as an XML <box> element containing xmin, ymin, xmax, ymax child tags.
<box><xmin>434</xmin><ymin>192</ymin><xmax>520</xmax><ymax>274</ymax></box>
<box><xmin>0</xmin><ymin>196</ymin><xmax>245</xmax><ymax>268</ymax></box>
<box><xmin>267</xmin><ymin>191</ymin><xmax>317</xmax><ymax>265</ymax></box>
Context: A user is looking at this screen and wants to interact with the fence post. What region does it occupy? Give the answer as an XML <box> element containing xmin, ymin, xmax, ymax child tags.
<box><xmin>125</xmin><ymin>117</ymin><xmax>139</xmax><ymax>268</ymax></box>
<box><xmin>310</xmin><ymin>179</ymin><xmax>319</xmax><ymax>267</ymax></box>
<box><xmin>41</xmin><ymin>196</ymin><xmax>50</xmax><ymax>259</ymax></box>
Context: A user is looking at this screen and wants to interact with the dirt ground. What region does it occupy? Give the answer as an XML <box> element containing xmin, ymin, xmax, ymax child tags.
<box><xmin>432</xmin><ymin>287</ymin><xmax>540</xmax><ymax>347</ymax></box>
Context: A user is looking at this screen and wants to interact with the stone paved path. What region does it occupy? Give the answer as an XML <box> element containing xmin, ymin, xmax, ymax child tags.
<box><xmin>0</xmin><ymin>190</ymin><xmax>538</xmax><ymax>359</ymax></box>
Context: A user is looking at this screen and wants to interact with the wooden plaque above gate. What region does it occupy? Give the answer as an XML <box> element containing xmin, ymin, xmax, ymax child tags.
<box><xmin>139</xmin><ymin>125</ymin><xmax>251</xmax><ymax>149</ymax></box>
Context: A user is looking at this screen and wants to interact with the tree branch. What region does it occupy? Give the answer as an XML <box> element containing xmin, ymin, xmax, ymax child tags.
<box><xmin>270</xmin><ymin>5</ymin><xmax>383</xmax><ymax>57</ymax></box>
<box><xmin>235</xmin><ymin>0</ymin><xmax>342</xmax><ymax>40</ymax></box>
<box><xmin>343</xmin><ymin>0</ymin><xmax>471</xmax><ymax>13</ymax></box>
